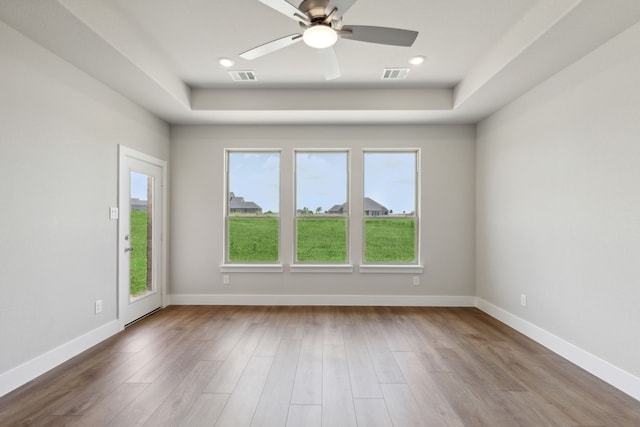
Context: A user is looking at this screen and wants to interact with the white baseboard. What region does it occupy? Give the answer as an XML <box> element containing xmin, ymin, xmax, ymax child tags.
<box><xmin>476</xmin><ymin>298</ymin><xmax>640</xmax><ymax>402</ymax></box>
<box><xmin>168</xmin><ymin>293</ymin><xmax>476</xmax><ymax>307</ymax></box>
<box><xmin>0</xmin><ymin>320</ymin><xmax>122</xmax><ymax>398</ymax></box>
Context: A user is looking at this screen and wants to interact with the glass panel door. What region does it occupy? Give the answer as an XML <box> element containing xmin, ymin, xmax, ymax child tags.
<box><xmin>119</xmin><ymin>147</ymin><xmax>165</xmax><ymax>326</ymax></box>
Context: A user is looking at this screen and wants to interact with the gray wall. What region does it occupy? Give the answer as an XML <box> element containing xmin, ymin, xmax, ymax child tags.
<box><xmin>0</xmin><ymin>22</ymin><xmax>169</xmax><ymax>375</ymax></box>
<box><xmin>170</xmin><ymin>125</ymin><xmax>476</xmax><ymax>299</ymax></box>
<box><xmin>476</xmin><ymin>22</ymin><xmax>640</xmax><ymax>378</ymax></box>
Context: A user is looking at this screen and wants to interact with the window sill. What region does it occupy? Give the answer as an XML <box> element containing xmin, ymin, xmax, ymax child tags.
<box><xmin>290</xmin><ymin>264</ymin><xmax>354</xmax><ymax>273</ymax></box>
<box><xmin>359</xmin><ymin>265</ymin><xmax>424</xmax><ymax>274</ymax></box>
<box><xmin>220</xmin><ymin>264</ymin><xmax>284</xmax><ymax>273</ymax></box>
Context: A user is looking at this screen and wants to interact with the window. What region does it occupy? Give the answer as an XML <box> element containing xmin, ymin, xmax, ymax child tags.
<box><xmin>363</xmin><ymin>150</ymin><xmax>418</xmax><ymax>264</ymax></box>
<box><xmin>225</xmin><ymin>151</ymin><xmax>280</xmax><ymax>263</ymax></box>
<box><xmin>129</xmin><ymin>171</ymin><xmax>153</xmax><ymax>298</ymax></box>
<box><xmin>295</xmin><ymin>151</ymin><xmax>349</xmax><ymax>263</ymax></box>
<box><xmin>223</xmin><ymin>148</ymin><xmax>420</xmax><ymax>272</ymax></box>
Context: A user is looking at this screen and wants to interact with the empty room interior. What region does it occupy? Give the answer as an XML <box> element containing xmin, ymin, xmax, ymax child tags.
<box><xmin>1</xmin><ymin>0</ymin><xmax>640</xmax><ymax>425</ymax></box>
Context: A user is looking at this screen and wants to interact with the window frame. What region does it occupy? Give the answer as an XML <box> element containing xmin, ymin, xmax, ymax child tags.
<box><xmin>360</xmin><ymin>148</ymin><xmax>422</xmax><ymax>270</ymax></box>
<box><xmin>222</xmin><ymin>149</ymin><xmax>283</xmax><ymax>272</ymax></box>
<box><xmin>291</xmin><ymin>148</ymin><xmax>352</xmax><ymax>272</ymax></box>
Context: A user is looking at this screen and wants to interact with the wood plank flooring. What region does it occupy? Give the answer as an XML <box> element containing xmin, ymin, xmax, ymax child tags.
<box><xmin>1</xmin><ymin>306</ymin><xmax>639</xmax><ymax>426</ymax></box>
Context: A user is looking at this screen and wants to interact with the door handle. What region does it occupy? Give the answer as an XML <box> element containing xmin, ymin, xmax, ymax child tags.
<box><xmin>125</xmin><ymin>247</ymin><xmax>134</xmax><ymax>253</ymax></box>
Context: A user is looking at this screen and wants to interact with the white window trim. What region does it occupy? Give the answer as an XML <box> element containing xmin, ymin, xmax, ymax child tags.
<box><xmin>223</xmin><ymin>149</ymin><xmax>282</xmax><ymax>266</ymax></box>
<box><xmin>220</xmin><ymin>147</ymin><xmax>422</xmax><ymax>274</ymax></box>
<box><xmin>361</xmin><ymin>148</ymin><xmax>421</xmax><ymax>267</ymax></box>
<box><xmin>220</xmin><ymin>264</ymin><xmax>284</xmax><ymax>273</ymax></box>
<box><xmin>293</xmin><ymin>149</ymin><xmax>351</xmax><ymax>265</ymax></box>
<box><xmin>290</xmin><ymin>264</ymin><xmax>354</xmax><ymax>273</ymax></box>
<box><xmin>359</xmin><ymin>264</ymin><xmax>424</xmax><ymax>274</ymax></box>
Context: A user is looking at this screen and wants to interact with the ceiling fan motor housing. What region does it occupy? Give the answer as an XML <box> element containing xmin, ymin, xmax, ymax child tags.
<box><xmin>299</xmin><ymin>0</ymin><xmax>329</xmax><ymax>19</ymax></box>
<box><xmin>298</xmin><ymin>0</ymin><xmax>341</xmax><ymax>28</ymax></box>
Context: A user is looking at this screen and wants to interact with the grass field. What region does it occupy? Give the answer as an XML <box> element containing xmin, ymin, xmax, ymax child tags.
<box><xmin>130</xmin><ymin>210</ymin><xmax>149</xmax><ymax>296</ymax></box>
<box><xmin>297</xmin><ymin>218</ymin><xmax>347</xmax><ymax>262</ymax></box>
<box><xmin>364</xmin><ymin>218</ymin><xmax>415</xmax><ymax>262</ymax></box>
<box><xmin>229</xmin><ymin>218</ymin><xmax>279</xmax><ymax>262</ymax></box>
<box><xmin>228</xmin><ymin>217</ymin><xmax>415</xmax><ymax>263</ymax></box>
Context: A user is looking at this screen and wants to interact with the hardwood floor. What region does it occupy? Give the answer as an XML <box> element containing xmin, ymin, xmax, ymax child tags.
<box><xmin>1</xmin><ymin>306</ymin><xmax>639</xmax><ymax>426</ymax></box>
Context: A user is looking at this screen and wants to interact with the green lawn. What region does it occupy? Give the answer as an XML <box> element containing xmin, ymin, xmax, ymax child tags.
<box><xmin>227</xmin><ymin>217</ymin><xmax>416</xmax><ymax>263</ymax></box>
<box><xmin>297</xmin><ymin>218</ymin><xmax>347</xmax><ymax>262</ymax></box>
<box><xmin>130</xmin><ymin>210</ymin><xmax>149</xmax><ymax>296</ymax></box>
<box><xmin>364</xmin><ymin>218</ymin><xmax>415</xmax><ymax>262</ymax></box>
<box><xmin>229</xmin><ymin>218</ymin><xmax>279</xmax><ymax>262</ymax></box>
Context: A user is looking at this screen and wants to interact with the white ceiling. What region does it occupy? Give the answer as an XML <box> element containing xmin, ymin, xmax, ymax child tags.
<box><xmin>1</xmin><ymin>0</ymin><xmax>640</xmax><ymax>125</ymax></box>
<box><xmin>105</xmin><ymin>0</ymin><xmax>535</xmax><ymax>88</ymax></box>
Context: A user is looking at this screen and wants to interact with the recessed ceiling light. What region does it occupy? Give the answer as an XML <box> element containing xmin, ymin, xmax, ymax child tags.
<box><xmin>219</xmin><ymin>57</ymin><xmax>235</xmax><ymax>67</ymax></box>
<box><xmin>408</xmin><ymin>55</ymin><xmax>426</xmax><ymax>66</ymax></box>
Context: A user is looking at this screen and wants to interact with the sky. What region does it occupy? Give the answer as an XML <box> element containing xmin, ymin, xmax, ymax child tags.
<box><xmin>227</xmin><ymin>151</ymin><xmax>416</xmax><ymax>214</ymax></box>
<box><xmin>296</xmin><ymin>152</ymin><xmax>347</xmax><ymax>212</ymax></box>
<box><xmin>229</xmin><ymin>152</ymin><xmax>280</xmax><ymax>212</ymax></box>
<box><xmin>364</xmin><ymin>152</ymin><xmax>416</xmax><ymax>214</ymax></box>
<box><xmin>131</xmin><ymin>171</ymin><xmax>150</xmax><ymax>200</ymax></box>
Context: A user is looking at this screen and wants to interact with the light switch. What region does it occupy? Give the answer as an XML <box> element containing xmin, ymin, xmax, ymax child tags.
<box><xmin>109</xmin><ymin>207</ymin><xmax>119</xmax><ymax>220</ymax></box>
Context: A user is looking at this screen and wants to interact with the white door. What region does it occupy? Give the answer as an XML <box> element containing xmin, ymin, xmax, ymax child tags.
<box><xmin>119</xmin><ymin>147</ymin><xmax>166</xmax><ymax>325</ymax></box>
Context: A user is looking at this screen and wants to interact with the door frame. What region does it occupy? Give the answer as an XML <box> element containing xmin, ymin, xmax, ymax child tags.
<box><xmin>118</xmin><ymin>145</ymin><xmax>168</xmax><ymax>328</ymax></box>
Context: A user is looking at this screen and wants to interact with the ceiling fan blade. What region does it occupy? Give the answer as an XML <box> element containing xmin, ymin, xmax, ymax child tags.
<box><xmin>325</xmin><ymin>0</ymin><xmax>358</xmax><ymax>20</ymax></box>
<box><xmin>340</xmin><ymin>25</ymin><xmax>418</xmax><ymax>47</ymax></box>
<box><xmin>258</xmin><ymin>0</ymin><xmax>310</xmax><ymax>24</ymax></box>
<box><xmin>318</xmin><ymin>47</ymin><xmax>340</xmax><ymax>80</ymax></box>
<box><xmin>239</xmin><ymin>34</ymin><xmax>303</xmax><ymax>60</ymax></box>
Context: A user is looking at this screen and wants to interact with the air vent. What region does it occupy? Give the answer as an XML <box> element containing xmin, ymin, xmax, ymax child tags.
<box><xmin>228</xmin><ymin>70</ymin><xmax>257</xmax><ymax>81</ymax></box>
<box><xmin>381</xmin><ymin>68</ymin><xmax>410</xmax><ymax>80</ymax></box>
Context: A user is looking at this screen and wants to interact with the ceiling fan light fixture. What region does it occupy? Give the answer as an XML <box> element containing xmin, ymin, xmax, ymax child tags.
<box><xmin>303</xmin><ymin>25</ymin><xmax>338</xmax><ymax>49</ymax></box>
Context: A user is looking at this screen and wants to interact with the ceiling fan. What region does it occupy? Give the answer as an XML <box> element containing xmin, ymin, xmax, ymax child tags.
<box><xmin>239</xmin><ymin>0</ymin><xmax>419</xmax><ymax>80</ymax></box>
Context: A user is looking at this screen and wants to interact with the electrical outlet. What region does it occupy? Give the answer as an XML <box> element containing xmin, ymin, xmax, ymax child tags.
<box><xmin>413</xmin><ymin>276</ymin><xmax>420</xmax><ymax>286</ymax></box>
<box><xmin>95</xmin><ymin>299</ymin><xmax>103</xmax><ymax>314</ymax></box>
<box><xmin>223</xmin><ymin>275</ymin><xmax>230</xmax><ymax>285</ymax></box>
<box><xmin>520</xmin><ymin>294</ymin><xmax>527</xmax><ymax>307</ymax></box>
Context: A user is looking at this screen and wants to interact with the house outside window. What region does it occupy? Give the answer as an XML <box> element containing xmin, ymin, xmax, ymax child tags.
<box><xmin>363</xmin><ymin>150</ymin><xmax>419</xmax><ymax>264</ymax></box>
<box><xmin>225</xmin><ymin>150</ymin><xmax>280</xmax><ymax>263</ymax></box>
<box><xmin>295</xmin><ymin>150</ymin><xmax>349</xmax><ymax>264</ymax></box>
<box><xmin>229</xmin><ymin>192</ymin><xmax>262</xmax><ymax>214</ymax></box>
